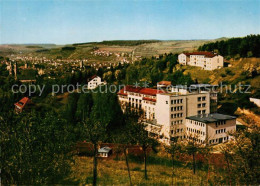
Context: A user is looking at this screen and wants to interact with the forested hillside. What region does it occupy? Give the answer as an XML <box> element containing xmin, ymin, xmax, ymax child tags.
<box><xmin>198</xmin><ymin>34</ymin><xmax>260</xmax><ymax>58</ymax></box>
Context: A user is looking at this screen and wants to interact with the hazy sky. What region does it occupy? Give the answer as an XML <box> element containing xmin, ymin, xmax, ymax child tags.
<box><xmin>1</xmin><ymin>0</ymin><xmax>259</xmax><ymax>44</ymax></box>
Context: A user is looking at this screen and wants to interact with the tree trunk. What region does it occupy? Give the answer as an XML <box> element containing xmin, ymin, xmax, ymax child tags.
<box><xmin>207</xmin><ymin>158</ymin><xmax>210</xmax><ymax>185</ymax></box>
<box><xmin>124</xmin><ymin>148</ymin><xmax>132</xmax><ymax>186</ymax></box>
<box><xmin>144</xmin><ymin>148</ymin><xmax>148</xmax><ymax>180</ymax></box>
<box><xmin>171</xmin><ymin>154</ymin><xmax>174</xmax><ymax>186</ymax></box>
<box><xmin>93</xmin><ymin>143</ymin><xmax>98</xmax><ymax>186</ymax></box>
<box><xmin>225</xmin><ymin>155</ymin><xmax>232</xmax><ymax>186</ymax></box>
<box><xmin>192</xmin><ymin>153</ymin><xmax>196</xmax><ymax>174</ymax></box>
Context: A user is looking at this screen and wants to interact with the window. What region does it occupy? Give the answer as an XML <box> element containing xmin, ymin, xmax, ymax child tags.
<box><xmin>198</xmin><ymin>104</ymin><xmax>201</xmax><ymax>108</ymax></box>
<box><xmin>166</xmin><ymin>101</ymin><xmax>168</xmax><ymax>104</ymax></box>
<box><xmin>198</xmin><ymin>97</ymin><xmax>201</xmax><ymax>101</ymax></box>
<box><xmin>202</xmin><ymin>96</ymin><xmax>206</xmax><ymax>101</ymax></box>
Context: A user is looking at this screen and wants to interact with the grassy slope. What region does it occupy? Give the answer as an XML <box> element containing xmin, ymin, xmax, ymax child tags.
<box><xmin>183</xmin><ymin>58</ymin><xmax>260</xmax><ymax>89</ymax></box>
<box><xmin>69</xmin><ymin>154</ymin><xmax>218</xmax><ymax>185</ymax></box>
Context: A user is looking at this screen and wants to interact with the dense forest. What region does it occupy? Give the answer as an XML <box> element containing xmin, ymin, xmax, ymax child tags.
<box><xmin>99</xmin><ymin>53</ymin><xmax>194</xmax><ymax>86</ymax></box>
<box><xmin>198</xmin><ymin>34</ymin><xmax>260</xmax><ymax>58</ymax></box>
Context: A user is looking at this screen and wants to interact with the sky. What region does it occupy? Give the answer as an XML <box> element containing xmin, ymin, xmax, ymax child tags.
<box><xmin>1</xmin><ymin>0</ymin><xmax>260</xmax><ymax>44</ymax></box>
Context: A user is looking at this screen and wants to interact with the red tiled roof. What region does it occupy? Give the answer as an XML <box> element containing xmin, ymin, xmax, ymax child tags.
<box><xmin>14</xmin><ymin>97</ymin><xmax>31</xmax><ymax>109</ymax></box>
<box><xmin>118</xmin><ymin>85</ymin><xmax>164</xmax><ymax>96</ymax></box>
<box><xmin>117</xmin><ymin>92</ymin><xmax>128</xmax><ymax>96</ymax></box>
<box><xmin>143</xmin><ymin>97</ymin><xmax>156</xmax><ymax>102</ymax></box>
<box><xmin>90</xmin><ymin>75</ymin><xmax>97</xmax><ymax>80</ymax></box>
<box><xmin>157</xmin><ymin>81</ymin><xmax>172</xmax><ymax>86</ymax></box>
<box><xmin>184</xmin><ymin>51</ymin><xmax>218</xmax><ymax>58</ymax></box>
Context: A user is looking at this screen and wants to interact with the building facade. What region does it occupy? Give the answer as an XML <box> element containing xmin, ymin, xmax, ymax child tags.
<box><xmin>87</xmin><ymin>75</ymin><xmax>105</xmax><ymax>89</ymax></box>
<box><xmin>118</xmin><ymin>85</ymin><xmax>235</xmax><ymax>145</ymax></box>
<box><xmin>178</xmin><ymin>51</ymin><xmax>224</xmax><ymax>70</ymax></box>
<box><xmin>186</xmin><ymin>113</ymin><xmax>236</xmax><ymax>145</ymax></box>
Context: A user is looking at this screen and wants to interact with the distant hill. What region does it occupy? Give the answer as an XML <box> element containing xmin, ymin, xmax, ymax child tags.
<box><xmin>0</xmin><ymin>40</ymin><xmax>212</xmax><ymax>60</ymax></box>
<box><xmin>73</xmin><ymin>40</ymin><xmax>161</xmax><ymax>46</ymax></box>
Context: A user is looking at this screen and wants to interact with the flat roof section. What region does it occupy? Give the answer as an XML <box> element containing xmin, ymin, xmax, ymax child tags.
<box><xmin>186</xmin><ymin>113</ymin><xmax>236</xmax><ymax>123</ymax></box>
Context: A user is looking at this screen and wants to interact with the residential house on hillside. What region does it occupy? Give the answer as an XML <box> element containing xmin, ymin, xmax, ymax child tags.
<box><xmin>87</xmin><ymin>75</ymin><xmax>105</xmax><ymax>89</ymax></box>
<box><xmin>157</xmin><ymin>81</ymin><xmax>172</xmax><ymax>88</ymax></box>
<box><xmin>178</xmin><ymin>51</ymin><xmax>224</xmax><ymax>70</ymax></box>
<box><xmin>14</xmin><ymin>97</ymin><xmax>32</xmax><ymax>113</ymax></box>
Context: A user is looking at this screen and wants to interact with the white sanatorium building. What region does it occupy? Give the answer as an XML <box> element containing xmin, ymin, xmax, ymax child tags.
<box><xmin>117</xmin><ymin>85</ymin><xmax>236</xmax><ymax>145</ymax></box>
<box><xmin>178</xmin><ymin>51</ymin><xmax>224</xmax><ymax>70</ymax></box>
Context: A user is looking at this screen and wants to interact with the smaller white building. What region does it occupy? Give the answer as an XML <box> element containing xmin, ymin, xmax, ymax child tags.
<box><xmin>178</xmin><ymin>51</ymin><xmax>224</xmax><ymax>70</ymax></box>
<box><xmin>186</xmin><ymin>113</ymin><xmax>236</xmax><ymax>145</ymax></box>
<box><xmin>98</xmin><ymin>147</ymin><xmax>112</xmax><ymax>157</ymax></box>
<box><xmin>88</xmin><ymin>75</ymin><xmax>105</xmax><ymax>89</ymax></box>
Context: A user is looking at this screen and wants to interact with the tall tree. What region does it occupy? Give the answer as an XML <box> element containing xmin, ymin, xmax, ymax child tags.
<box><xmin>182</xmin><ymin>134</ymin><xmax>202</xmax><ymax>174</ymax></box>
<box><xmin>131</xmin><ymin>122</ymin><xmax>159</xmax><ymax>179</ymax></box>
<box><xmin>164</xmin><ymin>137</ymin><xmax>181</xmax><ymax>185</ymax></box>
<box><xmin>82</xmin><ymin>118</ymin><xmax>108</xmax><ymax>186</ymax></box>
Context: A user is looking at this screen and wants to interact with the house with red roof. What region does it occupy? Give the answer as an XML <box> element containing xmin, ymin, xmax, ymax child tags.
<box><xmin>157</xmin><ymin>81</ymin><xmax>172</xmax><ymax>88</ymax></box>
<box><xmin>178</xmin><ymin>51</ymin><xmax>224</xmax><ymax>70</ymax></box>
<box><xmin>14</xmin><ymin>97</ymin><xmax>32</xmax><ymax>113</ymax></box>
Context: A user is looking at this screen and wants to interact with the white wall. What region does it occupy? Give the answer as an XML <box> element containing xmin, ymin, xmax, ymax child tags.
<box><xmin>207</xmin><ymin>119</ymin><xmax>236</xmax><ymax>144</ymax></box>
<box><xmin>186</xmin><ymin>93</ymin><xmax>210</xmax><ymax>117</ymax></box>
<box><xmin>178</xmin><ymin>53</ymin><xmax>187</xmax><ymax>65</ymax></box>
<box><xmin>88</xmin><ymin>76</ymin><xmax>103</xmax><ymax>89</ymax></box>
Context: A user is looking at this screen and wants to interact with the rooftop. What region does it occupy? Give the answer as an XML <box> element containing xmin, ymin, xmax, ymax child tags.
<box><xmin>183</xmin><ymin>51</ymin><xmax>218</xmax><ymax>58</ymax></box>
<box><xmin>118</xmin><ymin>85</ymin><xmax>165</xmax><ymax>96</ymax></box>
<box><xmin>14</xmin><ymin>97</ymin><xmax>31</xmax><ymax>109</ymax></box>
<box><xmin>98</xmin><ymin>146</ymin><xmax>112</xmax><ymax>153</ymax></box>
<box><xmin>157</xmin><ymin>81</ymin><xmax>172</xmax><ymax>86</ymax></box>
<box><xmin>186</xmin><ymin>113</ymin><xmax>236</xmax><ymax>123</ymax></box>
